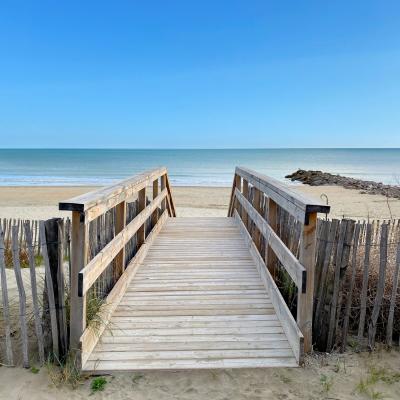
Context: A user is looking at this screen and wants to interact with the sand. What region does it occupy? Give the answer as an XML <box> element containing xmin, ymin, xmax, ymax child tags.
<box><xmin>0</xmin><ymin>184</ymin><xmax>400</xmax><ymax>220</ymax></box>
<box><xmin>1</xmin><ymin>350</ymin><xmax>400</xmax><ymax>399</ymax></box>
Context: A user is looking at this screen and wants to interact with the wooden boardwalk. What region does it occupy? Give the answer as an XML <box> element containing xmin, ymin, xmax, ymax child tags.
<box><xmin>61</xmin><ymin>167</ymin><xmax>328</xmax><ymax>372</ymax></box>
<box><xmin>84</xmin><ymin>217</ymin><xmax>297</xmax><ymax>371</ymax></box>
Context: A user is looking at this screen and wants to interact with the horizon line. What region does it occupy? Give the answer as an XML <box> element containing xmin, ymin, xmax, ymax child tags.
<box><xmin>0</xmin><ymin>147</ymin><xmax>399</xmax><ymax>151</ymax></box>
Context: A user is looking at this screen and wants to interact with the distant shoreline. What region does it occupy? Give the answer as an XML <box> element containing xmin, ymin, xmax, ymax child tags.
<box><xmin>1</xmin><ymin>184</ymin><xmax>400</xmax><ymax>221</ymax></box>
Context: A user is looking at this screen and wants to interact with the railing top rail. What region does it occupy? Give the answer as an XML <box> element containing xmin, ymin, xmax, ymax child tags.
<box><xmin>235</xmin><ymin>166</ymin><xmax>330</xmax><ymax>224</ymax></box>
<box><xmin>59</xmin><ymin>167</ymin><xmax>167</xmax><ymax>216</ymax></box>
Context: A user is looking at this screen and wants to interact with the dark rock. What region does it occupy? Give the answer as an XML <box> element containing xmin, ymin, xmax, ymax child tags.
<box><xmin>285</xmin><ymin>169</ymin><xmax>400</xmax><ymax>199</ymax></box>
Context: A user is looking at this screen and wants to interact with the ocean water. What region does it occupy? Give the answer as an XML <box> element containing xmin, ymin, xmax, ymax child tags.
<box><xmin>0</xmin><ymin>149</ymin><xmax>399</xmax><ymax>187</ymax></box>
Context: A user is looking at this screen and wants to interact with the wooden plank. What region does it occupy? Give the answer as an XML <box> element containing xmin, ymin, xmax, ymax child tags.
<box><xmin>368</xmin><ymin>223</ymin><xmax>388</xmax><ymax>349</ymax></box>
<box><xmin>235</xmin><ymin>167</ymin><xmax>330</xmax><ymax>224</ymax></box>
<box><xmin>234</xmin><ymin>189</ymin><xmax>306</xmax><ymax>291</ymax></box>
<box><xmin>297</xmin><ymin>211</ymin><xmax>318</xmax><ymax>353</ymax></box>
<box><xmin>0</xmin><ymin>225</ymin><xmax>14</xmax><ymax>365</ymax></box>
<box><xmin>93</xmin><ymin>340</ymin><xmax>290</xmax><ymax>352</ymax></box>
<box><xmin>110</xmin><ymin>314</ymin><xmax>276</xmax><ymax>322</ymax></box>
<box><xmin>160</xmin><ymin>174</ymin><xmax>167</xmax><ymax>213</ymax></box>
<box><xmin>341</xmin><ymin>223</ymin><xmax>361</xmax><ymax>352</ymax></box>
<box><xmin>234</xmin><ymin>211</ymin><xmax>303</xmax><ymax>363</ymax></box>
<box><xmin>80</xmin><ymin>210</ymin><xmax>169</xmax><ymax>368</ymax></box>
<box><xmin>89</xmin><ymin>348</ymin><xmax>294</xmax><ymax>362</ymax></box>
<box><xmin>267</xmin><ymin>198</ymin><xmax>278</xmax><ymax>278</ymax></box>
<box><xmin>24</xmin><ymin>222</ymin><xmax>45</xmax><ymax>364</ymax></box>
<box><xmin>151</xmin><ymin>178</ymin><xmax>159</xmax><ymax>226</ymax></box>
<box><xmin>114</xmin><ymin>200</ymin><xmax>126</xmax><ymax>280</ymax></box>
<box><xmin>228</xmin><ymin>174</ymin><xmax>238</xmax><ymax>216</ymax></box>
<box><xmin>70</xmin><ymin>211</ymin><xmax>88</xmax><ymax>354</ymax></box>
<box><xmin>56</xmin><ymin>219</ymin><xmax>68</xmax><ymax>357</ymax></box>
<box><xmin>252</xmin><ymin>187</ymin><xmax>262</xmax><ymax>249</ymax></box>
<box><xmin>314</xmin><ymin>220</ymin><xmax>338</xmax><ymax>331</ymax></box>
<box><xmin>242</xmin><ymin>179</ymin><xmax>249</xmax><ymax>227</ymax></box>
<box><xmin>165</xmin><ymin>174</ymin><xmax>177</xmax><ymax>217</ymax></box>
<box><xmin>326</xmin><ymin>220</ymin><xmax>347</xmax><ymax>351</ymax></box>
<box><xmin>386</xmin><ymin>241</ymin><xmax>400</xmax><ymax>346</ymax></box>
<box><xmin>59</xmin><ymin>167</ymin><xmax>167</xmax><ymax>221</ymax></box>
<box><xmin>84</xmin><ymin>357</ymin><xmax>298</xmax><ymax>372</ymax></box>
<box><xmin>137</xmin><ymin>187</ymin><xmax>146</xmax><ymax>247</ymax></box>
<box><xmin>40</xmin><ymin>221</ymin><xmax>60</xmax><ymax>358</ymax></box>
<box><xmin>11</xmin><ymin>226</ymin><xmax>29</xmax><ymax>368</ymax></box>
<box><xmin>358</xmin><ymin>223</ymin><xmax>372</xmax><ymax>340</ymax></box>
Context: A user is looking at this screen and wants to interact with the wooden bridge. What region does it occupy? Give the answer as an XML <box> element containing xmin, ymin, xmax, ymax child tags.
<box><xmin>60</xmin><ymin>167</ymin><xmax>329</xmax><ymax>372</ymax></box>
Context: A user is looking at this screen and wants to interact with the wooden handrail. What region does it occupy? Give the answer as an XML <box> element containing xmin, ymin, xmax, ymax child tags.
<box><xmin>78</xmin><ymin>189</ymin><xmax>168</xmax><ymax>296</ymax></box>
<box><xmin>229</xmin><ymin>167</ymin><xmax>329</xmax><ymax>224</ymax></box>
<box><xmin>60</xmin><ymin>167</ymin><xmax>173</xmax><ymax>222</ymax></box>
<box><xmin>229</xmin><ymin>166</ymin><xmax>330</xmax><ymax>354</ymax></box>
<box><xmin>59</xmin><ymin>168</ymin><xmax>176</xmax><ymax>365</ymax></box>
<box><xmin>234</xmin><ymin>188</ymin><xmax>306</xmax><ymax>292</ymax></box>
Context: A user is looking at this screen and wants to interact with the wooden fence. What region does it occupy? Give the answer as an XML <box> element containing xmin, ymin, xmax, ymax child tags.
<box><xmin>262</xmin><ymin>208</ymin><xmax>400</xmax><ymax>352</ymax></box>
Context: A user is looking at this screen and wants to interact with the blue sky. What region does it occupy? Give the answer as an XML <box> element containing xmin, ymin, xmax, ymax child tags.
<box><xmin>0</xmin><ymin>1</ymin><xmax>399</xmax><ymax>148</ymax></box>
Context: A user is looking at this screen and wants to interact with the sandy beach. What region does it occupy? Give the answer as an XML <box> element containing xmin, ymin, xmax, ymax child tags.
<box><xmin>1</xmin><ymin>350</ymin><xmax>400</xmax><ymax>400</ymax></box>
<box><xmin>0</xmin><ymin>184</ymin><xmax>399</xmax><ymax>220</ymax></box>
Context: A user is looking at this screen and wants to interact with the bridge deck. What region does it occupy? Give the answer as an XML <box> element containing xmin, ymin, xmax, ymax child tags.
<box><xmin>84</xmin><ymin>217</ymin><xmax>298</xmax><ymax>371</ymax></box>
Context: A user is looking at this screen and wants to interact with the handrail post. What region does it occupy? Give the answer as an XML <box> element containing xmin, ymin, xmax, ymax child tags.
<box><xmin>267</xmin><ymin>198</ymin><xmax>278</xmax><ymax>278</ymax></box>
<box><xmin>70</xmin><ymin>211</ymin><xmax>88</xmax><ymax>356</ymax></box>
<box><xmin>137</xmin><ymin>187</ymin><xmax>146</xmax><ymax>247</ymax></box>
<box><xmin>114</xmin><ymin>201</ymin><xmax>126</xmax><ymax>280</ymax></box>
<box><xmin>234</xmin><ymin>174</ymin><xmax>242</xmax><ymax>216</ymax></box>
<box><xmin>297</xmin><ymin>211</ymin><xmax>317</xmax><ymax>353</ymax></box>
<box><xmin>160</xmin><ymin>174</ymin><xmax>167</xmax><ymax>213</ymax></box>
<box><xmin>152</xmin><ymin>178</ymin><xmax>159</xmax><ymax>226</ymax></box>
<box><xmin>242</xmin><ymin>179</ymin><xmax>249</xmax><ymax>228</ymax></box>
<box><xmin>252</xmin><ymin>187</ymin><xmax>262</xmax><ymax>250</ymax></box>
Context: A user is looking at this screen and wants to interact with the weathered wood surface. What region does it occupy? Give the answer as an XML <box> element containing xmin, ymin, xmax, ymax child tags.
<box><xmin>11</xmin><ymin>226</ymin><xmax>29</xmax><ymax>368</ymax></box>
<box><xmin>84</xmin><ymin>217</ymin><xmax>298</xmax><ymax>372</ymax></box>
<box><xmin>234</xmin><ymin>189</ymin><xmax>306</xmax><ymax>291</ymax></box>
<box><xmin>24</xmin><ymin>222</ymin><xmax>45</xmax><ymax>364</ymax></box>
<box><xmin>0</xmin><ymin>227</ymin><xmax>14</xmax><ymax>365</ymax></box>
<box><xmin>231</xmin><ymin>167</ymin><xmax>330</xmax><ymax>224</ymax></box>
<box><xmin>40</xmin><ymin>221</ymin><xmax>60</xmax><ymax>358</ymax></box>
<box><xmin>59</xmin><ymin>167</ymin><xmax>169</xmax><ymax>221</ymax></box>
<box><xmin>79</xmin><ymin>189</ymin><xmax>168</xmax><ymax>296</ymax></box>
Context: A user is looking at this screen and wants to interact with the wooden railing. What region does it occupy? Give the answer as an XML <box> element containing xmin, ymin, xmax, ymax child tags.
<box><xmin>228</xmin><ymin>167</ymin><xmax>330</xmax><ymax>357</ymax></box>
<box><xmin>59</xmin><ymin>167</ymin><xmax>176</xmax><ymax>366</ymax></box>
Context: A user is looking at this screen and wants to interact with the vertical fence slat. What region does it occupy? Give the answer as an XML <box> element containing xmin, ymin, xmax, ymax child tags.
<box><xmin>56</xmin><ymin>219</ymin><xmax>68</xmax><ymax>357</ymax></box>
<box><xmin>386</xmin><ymin>241</ymin><xmax>400</xmax><ymax>345</ymax></box>
<box><xmin>341</xmin><ymin>223</ymin><xmax>361</xmax><ymax>352</ymax></box>
<box><xmin>368</xmin><ymin>223</ymin><xmax>389</xmax><ymax>348</ymax></box>
<box><xmin>24</xmin><ymin>221</ymin><xmax>45</xmax><ymax>364</ymax></box>
<box><xmin>0</xmin><ymin>226</ymin><xmax>14</xmax><ymax>365</ymax></box>
<box><xmin>327</xmin><ymin>220</ymin><xmax>348</xmax><ymax>351</ymax></box>
<box><xmin>11</xmin><ymin>226</ymin><xmax>29</xmax><ymax>368</ymax></box>
<box><xmin>358</xmin><ymin>223</ymin><xmax>372</xmax><ymax>340</ymax></box>
<box><xmin>314</xmin><ymin>219</ymin><xmax>338</xmax><ymax>334</ymax></box>
<box><xmin>40</xmin><ymin>221</ymin><xmax>59</xmax><ymax>358</ymax></box>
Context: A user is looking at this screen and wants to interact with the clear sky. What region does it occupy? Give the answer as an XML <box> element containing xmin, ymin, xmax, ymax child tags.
<box><xmin>0</xmin><ymin>1</ymin><xmax>399</xmax><ymax>148</ymax></box>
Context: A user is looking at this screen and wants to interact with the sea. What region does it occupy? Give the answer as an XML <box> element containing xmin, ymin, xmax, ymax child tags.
<box><xmin>0</xmin><ymin>148</ymin><xmax>399</xmax><ymax>187</ymax></box>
